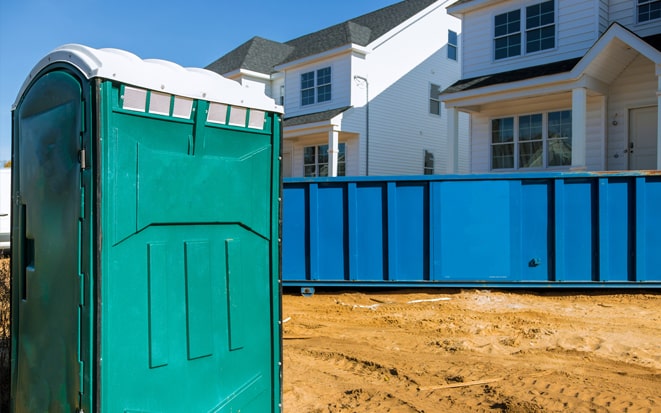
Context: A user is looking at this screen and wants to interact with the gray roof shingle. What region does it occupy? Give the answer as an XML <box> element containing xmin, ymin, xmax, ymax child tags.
<box><xmin>442</xmin><ymin>31</ymin><xmax>661</xmax><ymax>95</ymax></box>
<box><xmin>207</xmin><ymin>0</ymin><xmax>438</xmax><ymax>74</ymax></box>
<box><xmin>283</xmin><ymin>106</ymin><xmax>352</xmax><ymax>127</ymax></box>
<box><xmin>206</xmin><ymin>37</ymin><xmax>294</xmax><ymax>75</ymax></box>
<box><xmin>442</xmin><ymin>58</ymin><xmax>581</xmax><ymax>94</ymax></box>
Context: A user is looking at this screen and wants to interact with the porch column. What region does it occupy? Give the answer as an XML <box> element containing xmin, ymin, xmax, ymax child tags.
<box><xmin>328</xmin><ymin>127</ymin><xmax>340</xmax><ymax>177</ymax></box>
<box><xmin>571</xmin><ymin>87</ymin><xmax>587</xmax><ymax>171</ymax></box>
<box><xmin>446</xmin><ymin>106</ymin><xmax>459</xmax><ymax>174</ymax></box>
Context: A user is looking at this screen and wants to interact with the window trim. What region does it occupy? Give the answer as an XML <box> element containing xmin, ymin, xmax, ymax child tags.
<box><xmin>303</xmin><ymin>143</ymin><xmax>346</xmax><ymax>177</ymax></box>
<box><xmin>525</xmin><ymin>1</ymin><xmax>556</xmax><ymax>54</ymax></box>
<box><xmin>423</xmin><ymin>150</ymin><xmax>435</xmax><ymax>175</ymax></box>
<box><xmin>429</xmin><ymin>83</ymin><xmax>442</xmax><ymax>116</ymax></box>
<box><xmin>494</xmin><ymin>9</ymin><xmax>522</xmax><ymax>60</ymax></box>
<box><xmin>448</xmin><ymin>30</ymin><xmax>458</xmax><ymax>61</ymax></box>
<box><xmin>490</xmin><ymin>109</ymin><xmax>572</xmax><ymax>171</ymax></box>
<box><xmin>300</xmin><ymin>66</ymin><xmax>332</xmax><ymax>107</ymax></box>
<box><xmin>637</xmin><ymin>0</ymin><xmax>661</xmax><ymax>23</ymax></box>
<box><xmin>493</xmin><ymin>0</ymin><xmax>556</xmax><ymax>61</ymax></box>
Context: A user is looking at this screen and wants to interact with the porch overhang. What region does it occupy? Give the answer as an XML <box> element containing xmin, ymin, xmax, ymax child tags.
<box><xmin>283</xmin><ymin>106</ymin><xmax>352</xmax><ymax>139</ymax></box>
<box><xmin>441</xmin><ymin>23</ymin><xmax>661</xmax><ymax>111</ymax></box>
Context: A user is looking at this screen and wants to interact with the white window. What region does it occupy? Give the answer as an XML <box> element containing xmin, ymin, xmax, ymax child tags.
<box><xmin>526</xmin><ymin>1</ymin><xmax>555</xmax><ymax>53</ymax></box>
<box><xmin>494</xmin><ymin>0</ymin><xmax>555</xmax><ymax>60</ymax></box>
<box><xmin>448</xmin><ymin>30</ymin><xmax>458</xmax><ymax>61</ymax></box>
<box><xmin>491</xmin><ymin>110</ymin><xmax>571</xmax><ymax>170</ymax></box>
<box><xmin>494</xmin><ymin>9</ymin><xmax>521</xmax><ymax>59</ymax></box>
<box><xmin>429</xmin><ymin>84</ymin><xmax>441</xmax><ymax>116</ymax></box>
<box><xmin>303</xmin><ymin>143</ymin><xmax>346</xmax><ymax>177</ymax></box>
<box><xmin>301</xmin><ymin>67</ymin><xmax>332</xmax><ymax>106</ymax></box>
<box><xmin>638</xmin><ymin>0</ymin><xmax>661</xmax><ymax>22</ymax></box>
<box><xmin>424</xmin><ymin>150</ymin><xmax>434</xmax><ymax>175</ymax></box>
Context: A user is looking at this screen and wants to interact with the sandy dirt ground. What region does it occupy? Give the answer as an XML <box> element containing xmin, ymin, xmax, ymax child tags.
<box><xmin>282</xmin><ymin>289</ymin><xmax>660</xmax><ymax>413</ymax></box>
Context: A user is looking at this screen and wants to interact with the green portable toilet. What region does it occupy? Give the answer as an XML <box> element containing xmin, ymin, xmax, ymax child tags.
<box><xmin>10</xmin><ymin>44</ymin><xmax>283</xmax><ymax>413</ymax></box>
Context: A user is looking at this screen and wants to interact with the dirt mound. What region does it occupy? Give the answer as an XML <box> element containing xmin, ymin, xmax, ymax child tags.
<box><xmin>2</xmin><ymin>264</ymin><xmax>659</xmax><ymax>412</ymax></box>
<box><xmin>282</xmin><ymin>289</ymin><xmax>661</xmax><ymax>412</ymax></box>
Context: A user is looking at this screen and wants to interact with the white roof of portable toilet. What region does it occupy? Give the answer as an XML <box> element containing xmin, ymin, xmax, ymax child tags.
<box><xmin>13</xmin><ymin>44</ymin><xmax>283</xmax><ymax>113</ymax></box>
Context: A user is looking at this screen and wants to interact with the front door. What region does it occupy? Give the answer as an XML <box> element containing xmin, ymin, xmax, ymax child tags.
<box><xmin>12</xmin><ymin>70</ymin><xmax>91</xmax><ymax>412</ymax></box>
<box><xmin>629</xmin><ymin>106</ymin><xmax>658</xmax><ymax>170</ymax></box>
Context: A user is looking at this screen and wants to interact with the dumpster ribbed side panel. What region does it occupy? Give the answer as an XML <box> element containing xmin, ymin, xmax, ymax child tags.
<box><xmin>282</xmin><ymin>173</ymin><xmax>661</xmax><ymax>288</ymax></box>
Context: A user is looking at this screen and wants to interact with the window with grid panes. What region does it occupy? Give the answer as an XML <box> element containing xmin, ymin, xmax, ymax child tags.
<box><xmin>300</xmin><ymin>67</ymin><xmax>332</xmax><ymax>106</ymax></box>
<box><xmin>638</xmin><ymin>0</ymin><xmax>661</xmax><ymax>22</ymax></box>
<box><xmin>491</xmin><ymin>110</ymin><xmax>571</xmax><ymax>170</ymax></box>
<box><xmin>303</xmin><ymin>143</ymin><xmax>346</xmax><ymax>177</ymax></box>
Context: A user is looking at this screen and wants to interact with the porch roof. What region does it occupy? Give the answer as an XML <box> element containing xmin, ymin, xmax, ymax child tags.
<box><xmin>442</xmin><ymin>58</ymin><xmax>580</xmax><ymax>94</ymax></box>
<box><xmin>441</xmin><ymin>24</ymin><xmax>661</xmax><ymax>103</ymax></box>
<box><xmin>283</xmin><ymin>106</ymin><xmax>352</xmax><ymax>128</ymax></box>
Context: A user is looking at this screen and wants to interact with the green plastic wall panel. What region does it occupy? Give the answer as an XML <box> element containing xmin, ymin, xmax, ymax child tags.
<box><xmin>98</xmin><ymin>82</ymin><xmax>280</xmax><ymax>412</ymax></box>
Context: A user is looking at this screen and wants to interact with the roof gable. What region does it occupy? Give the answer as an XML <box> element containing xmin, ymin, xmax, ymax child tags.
<box><xmin>207</xmin><ymin>0</ymin><xmax>438</xmax><ymax>75</ymax></box>
<box><xmin>442</xmin><ymin>23</ymin><xmax>661</xmax><ymax>96</ymax></box>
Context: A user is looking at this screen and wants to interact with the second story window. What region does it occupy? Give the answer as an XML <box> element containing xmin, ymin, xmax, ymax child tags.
<box><xmin>301</xmin><ymin>72</ymin><xmax>315</xmax><ymax>105</ymax></box>
<box><xmin>301</xmin><ymin>67</ymin><xmax>332</xmax><ymax>106</ymax></box>
<box><xmin>638</xmin><ymin>0</ymin><xmax>661</xmax><ymax>22</ymax></box>
<box><xmin>494</xmin><ymin>0</ymin><xmax>555</xmax><ymax>60</ymax></box>
<box><xmin>429</xmin><ymin>84</ymin><xmax>441</xmax><ymax>115</ymax></box>
<box><xmin>526</xmin><ymin>1</ymin><xmax>555</xmax><ymax>53</ymax></box>
<box><xmin>448</xmin><ymin>30</ymin><xmax>458</xmax><ymax>60</ymax></box>
<box><xmin>494</xmin><ymin>9</ymin><xmax>521</xmax><ymax>60</ymax></box>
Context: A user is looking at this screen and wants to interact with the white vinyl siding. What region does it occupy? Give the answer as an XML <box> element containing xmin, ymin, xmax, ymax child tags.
<box><xmin>462</xmin><ymin>0</ymin><xmax>596</xmax><ymax>78</ymax></box>
<box><xmin>609</xmin><ymin>0</ymin><xmax>661</xmax><ymax>36</ymax></box>
<box><xmin>347</xmin><ymin>2</ymin><xmax>466</xmax><ymax>176</ymax></box>
<box><xmin>282</xmin><ymin>0</ymin><xmax>468</xmax><ymax>177</ymax></box>
<box><xmin>283</xmin><ymin>55</ymin><xmax>352</xmax><ymax>118</ymax></box>
<box><xmin>606</xmin><ymin>55</ymin><xmax>659</xmax><ymax>170</ymax></box>
<box><xmin>470</xmin><ymin>93</ymin><xmax>606</xmax><ymax>173</ymax></box>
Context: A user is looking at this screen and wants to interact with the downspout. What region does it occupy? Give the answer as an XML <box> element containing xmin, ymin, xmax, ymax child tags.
<box><xmin>354</xmin><ymin>76</ymin><xmax>369</xmax><ymax>176</ymax></box>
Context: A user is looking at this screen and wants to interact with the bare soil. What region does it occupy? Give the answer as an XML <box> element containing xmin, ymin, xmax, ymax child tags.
<box><xmin>2</xmin><ymin>259</ymin><xmax>659</xmax><ymax>412</ymax></box>
<box><xmin>282</xmin><ymin>289</ymin><xmax>661</xmax><ymax>413</ymax></box>
<box><xmin>0</xmin><ymin>259</ymin><xmax>9</xmax><ymax>412</ymax></box>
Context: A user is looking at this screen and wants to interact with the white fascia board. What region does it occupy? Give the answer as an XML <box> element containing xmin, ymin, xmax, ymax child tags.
<box><xmin>442</xmin><ymin>73</ymin><xmax>578</xmax><ymax>108</ymax></box>
<box><xmin>14</xmin><ymin>43</ymin><xmax>283</xmax><ymax>113</ymax></box>
<box><xmin>572</xmin><ymin>24</ymin><xmax>661</xmax><ymax>76</ymax></box>
<box><xmin>222</xmin><ymin>68</ymin><xmax>242</xmax><ymax>79</ymax></box>
<box><xmin>446</xmin><ymin>0</ymin><xmax>505</xmax><ymax>18</ymax></box>
<box><xmin>274</xmin><ymin>44</ymin><xmax>368</xmax><ymax>71</ymax></box>
<box><xmin>284</xmin><ymin>122</ymin><xmax>334</xmax><ymax>138</ymax></box>
<box><xmin>239</xmin><ymin>69</ymin><xmax>273</xmax><ymax>80</ymax></box>
<box><xmin>284</xmin><ymin>112</ymin><xmax>347</xmax><ymax>138</ymax></box>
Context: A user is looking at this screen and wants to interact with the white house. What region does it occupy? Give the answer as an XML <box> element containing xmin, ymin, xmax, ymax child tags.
<box><xmin>441</xmin><ymin>0</ymin><xmax>661</xmax><ymax>173</ymax></box>
<box><xmin>207</xmin><ymin>0</ymin><xmax>468</xmax><ymax>177</ymax></box>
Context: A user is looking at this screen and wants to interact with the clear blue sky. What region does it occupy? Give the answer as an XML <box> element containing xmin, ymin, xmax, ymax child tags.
<box><xmin>0</xmin><ymin>0</ymin><xmax>399</xmax><ymax>162</ymax></box>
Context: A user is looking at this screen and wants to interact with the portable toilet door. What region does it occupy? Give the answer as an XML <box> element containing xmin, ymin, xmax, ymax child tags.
<box><xmin>11</xmin><ymin>44</ymin><xmax>284</xmax><ymax>413</ymax></box>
